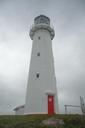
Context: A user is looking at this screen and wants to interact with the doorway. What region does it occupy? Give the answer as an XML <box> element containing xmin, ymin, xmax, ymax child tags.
<box><xmin>48</xmin><ymin>95</ymin><xmax>55</xmax><ymax>115</ymax></box>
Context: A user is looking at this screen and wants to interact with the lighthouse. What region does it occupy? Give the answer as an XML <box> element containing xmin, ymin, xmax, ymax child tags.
<box><xmin>24</xmin><ymin>15</ymin><xmax>58</xmax><ymax>115</ymax></box>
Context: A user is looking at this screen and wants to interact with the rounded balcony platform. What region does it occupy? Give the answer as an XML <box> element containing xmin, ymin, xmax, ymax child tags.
<box><xmin>30</xmin><ymin>23</ymin><xmax>55</xmax><ymax>40</ymax></box>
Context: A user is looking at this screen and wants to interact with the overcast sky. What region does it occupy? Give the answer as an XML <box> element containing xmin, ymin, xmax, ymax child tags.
<box><xmin>0</xmin><ymin>0</ymin><xmax>85</xmax><ymax>114</ymax></box>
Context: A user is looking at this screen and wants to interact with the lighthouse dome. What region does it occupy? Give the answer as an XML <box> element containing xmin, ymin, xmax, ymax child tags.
<box><xmin>34</xmin><ymin>15</ymin><xmax>50</xmax><ymax>25</ymax></box>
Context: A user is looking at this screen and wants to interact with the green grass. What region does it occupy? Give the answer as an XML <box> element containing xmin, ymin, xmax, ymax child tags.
<box><xmin>0</xmin><ymin>114</ymin><xmax>85</xmax><ymax>128</ymax></box>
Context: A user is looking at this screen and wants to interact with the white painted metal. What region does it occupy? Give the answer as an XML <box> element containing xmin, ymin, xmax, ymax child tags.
<box><xmin>24</xmin><ymin>15</ymin><xmax>59</xmax><ymax>114</ymax></box>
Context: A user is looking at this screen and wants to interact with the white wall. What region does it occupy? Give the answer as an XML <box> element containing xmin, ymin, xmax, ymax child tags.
<box><xmin>24</xmin><ymin>28</ymin><xmax>58</xmax><ymax>114</ymax></box>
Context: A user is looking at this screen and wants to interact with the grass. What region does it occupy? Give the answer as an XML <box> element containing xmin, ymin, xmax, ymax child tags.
<box><xmin>0</xmin><ymin>114</ymin><xmax>85</xmax><ymax>128</ymax></box>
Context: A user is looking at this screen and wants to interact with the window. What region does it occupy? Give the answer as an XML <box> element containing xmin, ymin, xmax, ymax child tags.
<box><xmin>38</xmin><ymin>36</ymin><xmax>41</xmax><ymax>39</ymax></box>
<box><xmin>36</xmin><ymin>73</ymin><xmax>39</xmax><ymax>78</ymax></box>
<box><xmin>37</xmin><ymin>52</ymin><xmax>40</xmax><ymax>56</ymax></box>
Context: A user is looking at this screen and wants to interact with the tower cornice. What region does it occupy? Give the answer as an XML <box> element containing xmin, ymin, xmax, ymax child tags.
<box><xmin>29</xmin><ymin>23</ymin><xmax>55</xmax><ymax>40</ymax></box>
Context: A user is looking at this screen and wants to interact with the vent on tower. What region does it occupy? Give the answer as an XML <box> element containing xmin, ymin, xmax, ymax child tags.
<box><xmin>37</xmin><ymin>52</ymin><xmax>40</xmax><ymax>56</ymax></box>
<box><xmin>38</xmin><ymin>36</ymin><xmax>41</xmax><ymax>39</ymax></box>
<box><xmin>36</xmin><ymin>73</ymin><xmax>40</xmax><ymax>78</ymax></box>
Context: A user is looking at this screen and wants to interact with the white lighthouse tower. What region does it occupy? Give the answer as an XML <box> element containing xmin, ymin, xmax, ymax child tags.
<box><xmin>24</xmin><ymin>15</ymin><xmax>58</xmax><ymax>115</ymax></box>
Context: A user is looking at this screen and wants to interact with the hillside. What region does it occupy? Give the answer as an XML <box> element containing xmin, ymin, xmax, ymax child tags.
<box><xmin>0</xmin><ymin>114</ymin><xmax>85</xmax><ymax>128</ymax></box>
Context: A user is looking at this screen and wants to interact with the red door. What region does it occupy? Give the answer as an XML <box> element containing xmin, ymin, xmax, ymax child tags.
<box><xmin>48</xmin><ymin>95</ymin><xmax>54</xmax><ymax>115</ymax></box>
